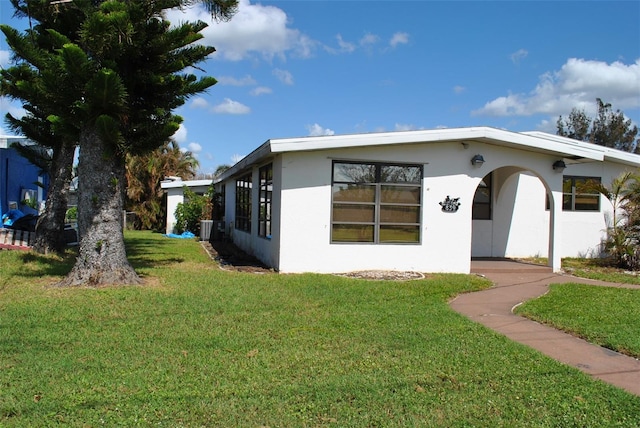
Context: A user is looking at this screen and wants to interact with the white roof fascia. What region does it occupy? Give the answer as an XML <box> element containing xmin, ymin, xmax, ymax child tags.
<box><xmin>160</xmin><ymin>179</ymin><xmax>212</xmax><ymax>189</ymax></box>
<box><xmin>0</xmin><ymin>135</ymin><xmax>28</xmax><ymax>149</ymax></box>
<box><xmin>269</xmin><ymin>127</ymin><xmax>604</xmax><ymax>161</ymax></box>
<box><xmin>214</xmin><ymin>140</ymin><xmax>272</xmax><ymax>183</ymax></box>
<box><xmin>601</xmin><ymin>148</ymin><xmax>640</xmax><ymax>167</ymax></box>
<box><xmin>215</xmin><ymin>127</ymin><xmax>631</xmax><ymax>183</ymax></box>
<box><xmin>523</xmin><ymin>131</ymin><xmax>640</xmax><ymax>167</ymax></box>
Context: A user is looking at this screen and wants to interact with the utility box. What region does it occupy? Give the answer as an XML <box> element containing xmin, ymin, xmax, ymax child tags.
<box><xmin>200</xmin><ymin>220</ymin><xmax>213</xmax><ymax>241</ymax></box>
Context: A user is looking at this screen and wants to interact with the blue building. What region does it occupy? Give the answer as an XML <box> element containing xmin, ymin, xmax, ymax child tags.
<box><xmin>0</xmin><ymin>135</ymin><xmax>49</xmax><ymax>223</ymax></box>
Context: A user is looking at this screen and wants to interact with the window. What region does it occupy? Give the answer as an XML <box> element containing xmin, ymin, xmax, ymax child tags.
<box><xmin>235</xmin><ymin>173</ymin><xmax>252</xmax><ymax>232</ymax></box>
<box><xmin>563</xmin><ymin>176</ymin><xmax>600</xmax><ymax>211</ymax></box>
<box><xmin>472</xmin><ymin>173</ymin><xmax>492</xmax><ymax>220</ymax></box>
<box><xmin>331</xmin><ymin>161</ymin><xmax>422</xmax><ymax>243</ymax></box>
<box><xmin>259</xmin><ymin>164</ymin><xmax>273</xmax><ymax>238</ymax></box>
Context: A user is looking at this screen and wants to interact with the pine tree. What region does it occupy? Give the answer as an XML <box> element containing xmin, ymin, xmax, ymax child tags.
<box><xmin>2</xmin><ymin>0</ymin><xmax>236</xmax><ymax>285</ymax></box>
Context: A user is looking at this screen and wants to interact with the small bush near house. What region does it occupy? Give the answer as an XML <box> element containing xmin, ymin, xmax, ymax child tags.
<box><xmin>174</xmin><ymin>186</ymin><xmax>213</xmax><ymax>234</ymax></box>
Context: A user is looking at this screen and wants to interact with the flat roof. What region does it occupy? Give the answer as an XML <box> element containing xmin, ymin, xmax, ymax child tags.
<box><xmin>217</xmin><ymin>126</ymin><xmax>640</xmax><ymax>182</ymax></box>
<box><xmin>160</xmin><ymin>179</ymin><xmax>212</xmax><ymax>189</ymax></box>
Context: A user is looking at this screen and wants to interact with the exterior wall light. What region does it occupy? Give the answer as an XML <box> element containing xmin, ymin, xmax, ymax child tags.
<box><xmin>552</xmin><ymin>160</ymin><xmax>566</xmax><ymax>172</ymax></box>
<box><xmin>471</xmin><ymin>154</ymin><xmax>485</xmax><ymax>166</ymax></box>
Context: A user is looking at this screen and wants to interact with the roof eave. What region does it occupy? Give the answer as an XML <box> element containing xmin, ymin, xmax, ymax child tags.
<box><xmin>270</xmin><ymin>127</ymin><xmax>606</xmax><ymax>161</ymax></box>
<box><xmin>214</xmin><ymin>139</ymin><xmax>273</xmax><ymax>183</ymax></box>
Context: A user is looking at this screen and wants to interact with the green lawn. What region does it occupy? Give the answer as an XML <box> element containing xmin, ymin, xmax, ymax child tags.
<box><xmin>0</xmin><ymin>231</ymin><xmax>638</xmax><ymax>426</ymax></box>
<box><xmin>518</xmin><ymin>256</ymin><xmax>640</xmax><ymax>285</ymax></box>
<box><xmin>562</xmin><ymin>258</ymin><xmax>640</xmax><ymax>285</ymax></box>
<box><xmin>515</xmin><ymin>283</ymin><xmax>640</xmax><ymax>358</ymax></box>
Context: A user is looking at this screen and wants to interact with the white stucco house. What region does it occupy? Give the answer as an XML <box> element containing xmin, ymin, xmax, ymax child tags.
<box><xmin>205</xmin><ymin>127</ymin><xmax>639</xmax><ymax>274</ymax></box>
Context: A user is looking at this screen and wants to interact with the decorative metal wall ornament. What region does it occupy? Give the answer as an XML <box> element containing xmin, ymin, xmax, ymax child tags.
<box><xmin>440</xmin><ymin>196</ymin><xmax>461</xmax><ymax>213</ymax></box>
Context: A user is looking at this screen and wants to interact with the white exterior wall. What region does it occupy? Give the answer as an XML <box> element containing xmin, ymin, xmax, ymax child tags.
<box><xmin>161</xmin><ymin>181</ymin><xmax>212</xmax><ymax>234</ymax></box>
<box><xmin>276</xmin><ymin>142</ymin><xmax>489</xmax><ymax>273</ymax></box>
<box><xmin>223</xmin><ymin>159</ymin><xmax>282</xmax><ymax>269</ymax></box>
<box><xmin>221</xmin><ymin>136</ymin><xmax>636</xmax><ymax>274</ymax></box>
<box><xmin>558</xmin><ymin>161</ymin><xmax>620</xmax><ymax>257</ymax></box>
<box><xmin>496</xmin><ymin>172</ymin><xmax>550</xmax><ymax>258</ymax></box>
<box><xmin>165</xmin><ymin>187</ymin><xmax>184</xmax><ymax>234</ymax></box>
<box><xmin>472</xmin><ymin>163</ymin><xmax>617</xmax><ymax>259</ymax></box>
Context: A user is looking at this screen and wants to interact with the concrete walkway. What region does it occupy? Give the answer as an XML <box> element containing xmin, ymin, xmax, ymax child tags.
<box><xmin>449</xmin><ymin>259</ymin><xmax>640</xmax><ymax>396</ymax></box>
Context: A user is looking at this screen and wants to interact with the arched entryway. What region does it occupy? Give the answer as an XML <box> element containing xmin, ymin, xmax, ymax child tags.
<box><xmin>471</xmin><ymin>166</ymin><xmax>555</xmax><ymax>262</ymax></box>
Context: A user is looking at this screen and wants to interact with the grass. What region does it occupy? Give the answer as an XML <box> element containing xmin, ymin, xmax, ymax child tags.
<box><xmin>515</xmin><ymin>284</ymin><xmax>640</xmax><ymax>358</ymax></box>
<box><xmin>0</xmin><ymin>231</ymin><xmax>639</xmax><ymax>426</ymax></box>
<box><xmin>561</xmin><ymin>257</ymin><xmax>640</xmax><ymax>284</ymax></box>
<box><xmin>515</xmin><ymin>256</ymin><xmax>640</xmax><ymax>359</ymax></box>
<box><xmin>519</xmin><ymin>256</ymin><xmax>640</xmax><ymax>285</ymax></box>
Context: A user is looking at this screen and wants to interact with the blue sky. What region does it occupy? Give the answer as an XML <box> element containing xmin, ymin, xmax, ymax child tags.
<box><xmin>1</xmin><ymin>0</ymin><xmax>639</xmax><ymax>174</ymax></box>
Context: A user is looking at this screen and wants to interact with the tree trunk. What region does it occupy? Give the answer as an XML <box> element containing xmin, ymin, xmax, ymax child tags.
<box><xmin>32</xmin><ymin>142</ymin><xmax>75</xmax><ymax>254</ymax></box>
<box><xmin>59</xmin><ymin>126</ymin><xmax>141</xmax><ymax>286</ymax></box>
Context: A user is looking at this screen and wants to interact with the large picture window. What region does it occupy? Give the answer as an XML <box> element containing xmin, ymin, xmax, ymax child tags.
<box><xmin>563</xmin><ymin>176</ymin><xmax>600</xmax><ymax>211</ymax></box>
<box><xmin>331</xmin><ymin>161</ymin><xmax>422</xmax><ymax>243</ymax></box>
<box><xmin>259</xmin><ymin>164</ymin><xmax>273</xmax><ymax>238</ymax></box>
<box><xmin>235</xmin><ymin>173</ymin><xmax>252</xmax><ymax>232</ymax></box>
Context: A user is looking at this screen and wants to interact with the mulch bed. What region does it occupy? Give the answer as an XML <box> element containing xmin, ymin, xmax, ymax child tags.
<box><xmin>201</xmin><ymin>240</ymin><xmax>273</xmax><ymax>273</ymax></box>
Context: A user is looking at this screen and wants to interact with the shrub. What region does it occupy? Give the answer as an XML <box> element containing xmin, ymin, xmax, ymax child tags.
<box><xmin>174</xmin><ymin>186</ymin><xmax>213</xmax><ymax>234</ymax></box>
<box><xmin>590</xmin><ymin>172</ymin><xmax>640</xmax><ymax>270</ymax></box>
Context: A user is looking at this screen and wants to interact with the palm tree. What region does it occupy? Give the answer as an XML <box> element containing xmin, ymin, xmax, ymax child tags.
<box><xmin>125</xmin><ymin>141</ymin><xmax>199</xmax><ymax>231</ymax></box>
<box><xmin>582</xmin><ymin>172</ymin><xmax>640</xmax><ymax>269</ymax></box>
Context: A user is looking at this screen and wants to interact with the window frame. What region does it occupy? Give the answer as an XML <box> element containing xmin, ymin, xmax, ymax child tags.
<box><xmin>258</xmin><ymin>163</ymin><xmax>273</xmax><ymax>239</ymax></box>
<box><xmin>330</xmin><ymin>161</ymin><xmax>423</xmax><ymax>244</ymax></box>
<box><xmin>562</xmin><ymin>176</ymin><xmax>601</xmax><ymax>212</ymax></box>
<box><xmin>235</xmin><ymin>172</ymin><xmax>252</xmax><ymax>232</ymax></box>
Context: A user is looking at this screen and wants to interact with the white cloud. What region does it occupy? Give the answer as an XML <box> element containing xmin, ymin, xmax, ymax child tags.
<box><xmin>326</xmin><ymin>32</ymin><xmax>408</xmax><ymax>55</ymax></box>
<box><xmin>394</xmin><ymin>123</ymin><xmax>416</xmax><ymax>131</ymax></box>
<box><xmin>251</xmin><ymin>86</ymin><xmax>272</xmax><ymax>96</ymax></box>
<box><xmin>0</xmin><ymin>50</ymin><xmax>10</xmax><ymax>68</ymax></box>
<box><xmin>335</xmin><ymin>34</ymin><xmax>355</xmax><ymax>53</ymax></box>
<box><xmin>172</xmin><ymin>124</ymin><xmax>188</xmax><ymax>144</ymax></box>
<box><xmin>453</xmin><ymin>85</ymin><xmax>466</xmax><ymax>94</ymax></box>
<box><xmin>473</xmin><ymin>58</ymin><xmax>640</xmax><ymax>118</ymax></box>
<box><xmin>306</xmin><ymin>123</ymin><xmax>335</xmax><ymax>136</ymax></box>
<box><xmin>188</xmin><ymin>142</ymin><xmax>203</xmax><ymax>153</ymax></box>
<box><xmin>190</xmin><ymin>97</ymin><xmax>210</xmax><ymax>109</ymax></box>
<box><xmin>389</xmin><ymin>32</ymin><xmax>409</xmax><ymax>48</ymax></box>
<box><xmin>510</xmin><ymin>49</ymin><xmax>528</xmax><ymax>64</ymax></box>
<box><xmin>192</xmin><ymin>96</ymin><xmax>252</xmax><ymax>114</ymax></box>
<box><xmin>360</xmin><ymin>33</ymin><xmax>379</xmax><ymax>47</ymax></box>
<box><xmin>212</xmin><ymin>98</ymin><xmax>251</xmax><ymax>114</ymax></box>
<box><xmin>0</xmin><ymin>97</ymin><xmax>25</xmax><ymax>120</ymax></box>
<box><xmin>217</xmin><ymin>75</ymin><xmax>257</xmax><ymax>86</ymax></box>
<box><xmin>166</xmin><ymin>0</ymin><xmax>315</xmax><ymax>61</ymax></box>
<box><xmin>273</xmin><ymin>68</ymin><xmax>294</xmax><ymax>85</ymax></box>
